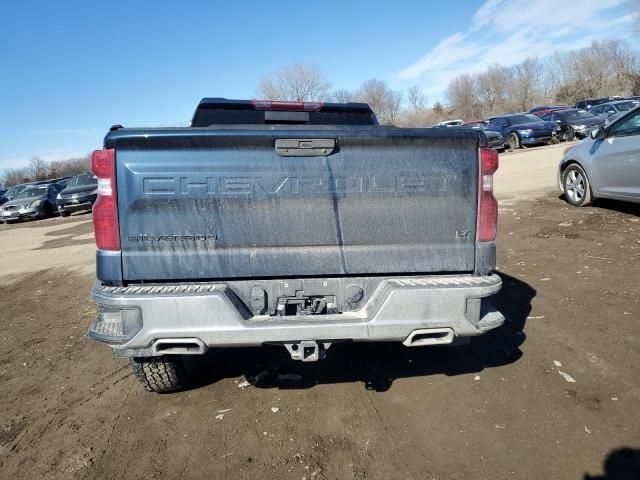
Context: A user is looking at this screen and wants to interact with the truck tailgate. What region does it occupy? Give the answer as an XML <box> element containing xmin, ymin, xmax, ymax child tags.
<box><xmin>110</xmin><ymin>127</ymin><xmax>479</xmax><ymax>280</ymax></box>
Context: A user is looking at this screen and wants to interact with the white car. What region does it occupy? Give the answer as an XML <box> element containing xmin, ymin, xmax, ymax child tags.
<box><xmin>558</xmin><ymin>106</ymin><xmax>640</xmax><ymax>206</ymax></box>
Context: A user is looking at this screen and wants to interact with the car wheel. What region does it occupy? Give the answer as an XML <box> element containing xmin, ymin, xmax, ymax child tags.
<box><xmin>562</xmin><ymin>164</ymin><xmax>592</xmax><ymax>207</ymax></box>
<box><xmin>565</xmin><ymin>129</ymin><xmax>576</xmax><ymax>142</ymax></box>
<box><xmin>508</xmin><ymin>133</ymin><xmax>520</xmax><ymax>150</ymax></box>
<box><xmin>42</xmin><ymin>202</ymin><xmax>54</xmax><ymax>217</ymax></box>
<box><xmin>130</xmin><ymin>356</ymin><xmax>189</xmax><ymax>393</ymax></box>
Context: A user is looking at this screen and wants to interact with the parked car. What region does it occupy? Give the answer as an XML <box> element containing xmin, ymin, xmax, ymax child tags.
<box><xmin>56</xmin><ymin>173</ymin><xmax>98</xmax><ymax>216</ymax></box>
<box><xmin>487</xmin><ymin>113</ymin><xmax>558</xmax><ymax>150</ymax></box>
<box><xmin>453</xmin><ymin>121</ymin><xmax>505</xmax><ymax>151</ymax></box>
<box><xmin>2</xmin><ymin>184</ymin><xmax>28</xmax><ymax>202</ymax></box>
<box><xmin>574</xmin><ymin>96</ymin><xmax>624</xmax><ymax>110</ymax></box>
<box><xmin>0</xmin><ymin>183</ymin><xmax>65</xmax><ymax>222</ymax></box>
<box><xmin>0</xmin><ymin>189</ymin><xmax>7</xmax><ymax>206</ymax></box>
<box><xmin>87</xmin><ymin>98</ymin><xmax>504</xmax><ymax>392</ymax></box>
<box><xmin>558</xmin><ymin>105</ymin><xmax>640</xmax><ymax>206</ymax></box>
<box><xmin>589</xmin><ymin>100</ymin><xmax>640</xmax><ymax>124</ymax></box>
<box><xmin>529</xmin><ymin>105</ymin><xmax>569</xmax><ymax>117</ymax></box>
<box><xmin>540</xmin><ymin>108</ymin><xmax>605</xmax><ymax>140</ymax></box>
<box><xmin>55</xmin><ymin>177</ymin><xmax>72</xmax><ymax>188</ymax></box>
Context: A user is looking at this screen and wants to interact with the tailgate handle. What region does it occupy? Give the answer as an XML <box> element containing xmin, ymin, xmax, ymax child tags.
<box><xmin>275</xmin><ymin>138</ymin><xmax>336</xmax><ymax>157</ymax></box>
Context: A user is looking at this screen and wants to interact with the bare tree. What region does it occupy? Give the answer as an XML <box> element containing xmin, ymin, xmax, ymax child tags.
<box><xmin>257</xmin><ymin>64</ymin><xmax>332</xmax><ymax>101</ymax></box>
<box><xmin>48</xmin><ymin>155</ymin><xmax>91</xmax><ymax>177</ymax></box>
<box><xmin>27</xmin><ymin>156</ymin><xmax>48</xmax><ymax>181</ymax></box>
<box><xmin>356</xmin><ymin>78</ymin><xmax>403</xmax><ymax>124</ymax></box>
<box><xmin>1</xmin><ymin>154</ymin><xmax>91</xmax><ymax>187</ymax></box>
<box><xmin>446</xmin><ymin>73</ymin><xmax>479</xmax><ymax>119</ymax></box>
<box><xmin>550</xmin><ymin>40</ymin><xmax>639</xmax><ymax>103</ymax></box>
<box><xmin>440</xmin><ymin>40</ymin><xmax>640</xmax><ymax>119</ymax></box>
<box><xmin>387</xmin><ymin>90</ymin><xmax>404</xmax><ymax>123</ymax></box>
<box><xmin>2</xmin><ymin>168</ymin><xmax>31</xmax><ymax>187</ymax></box>
<box><xmin>508</xmin><ymin>58</ymin><xmax>543</xmax><ymax>111</ymax></box>
<box><xmin>407</xmin><ymin>85</ymin><xmax>426</xmax><ymax>111</ymax></box>
<box><xmin>475</xmin><ymin>65</ymin><xmax>509</xmax><ymax>116</ymax></box>
<box><xmin>331</xmin><ymin>88</ymin><xmax>355</xmax><ymax>103</ymax></box>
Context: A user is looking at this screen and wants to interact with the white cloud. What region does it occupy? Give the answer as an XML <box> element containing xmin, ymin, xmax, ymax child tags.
<box><xmin>471</xmin><ymin>0</ymin><xmax>506</xmax><ymax>30</ymax></box>
<box><xmin>396</xmin><ymin>0</ymin><xmax>633</xmax><ymax>97</ymax></box>
<box><xmin>398</xmin><ymin>33</ymin><xmax>483</xmax><ymax>80</ymax></box>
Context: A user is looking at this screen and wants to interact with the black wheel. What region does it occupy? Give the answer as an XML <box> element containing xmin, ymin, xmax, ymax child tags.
<box><xmin>562</xmin><ymin>163</ymin><xmax>592</xmax><ymax>207</ymax></box>
<box><xmin>130</xmin><ymin>356</ymin><xmax>188</xmax><ymax>393</ymax></box>
<box><xmin>508</xmin><ymin>133</ymin><xmax>520</xmax><ymax>150</ymax></box>
<box><xmin>42</xmin><ymin>202</ymin><xmax>54</xmax><ymax>217</ymax></box>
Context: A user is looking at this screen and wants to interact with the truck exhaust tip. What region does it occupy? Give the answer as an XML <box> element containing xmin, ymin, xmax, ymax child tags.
<box><xmin>152</xmin><ymin>338</ymin><xmax>207</xmax><ymax>355</ymax></box>
<box><xmin>402</xmin><ymin>328</ymin><xmax>455</xmax><ymax>347</ymax></box>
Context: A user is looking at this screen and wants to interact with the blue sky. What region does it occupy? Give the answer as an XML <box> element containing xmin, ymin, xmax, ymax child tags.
<box><xmin>0</xmin><ymin>0</ymin><xmax>636</xmax><ymax>171</ymax></box>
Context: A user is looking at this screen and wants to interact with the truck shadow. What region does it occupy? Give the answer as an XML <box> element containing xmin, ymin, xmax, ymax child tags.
<box><xmin>583</xmin><ymin>448</ymin><xmax>640</xmax><ymax>479</ymax></box>
<box><xmin>558</xmin><ymin>194</ymin><xmax>640</xmax><ymax>217</ymax></box>
<box><xmin>188</xmin><ymin>272</ymin><xmax>535</xmax><ymax>392</ymax></box>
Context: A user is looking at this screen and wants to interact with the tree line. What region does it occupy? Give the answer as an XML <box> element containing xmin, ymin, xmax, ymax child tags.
<box><xmin>258</xmin><ymin>39</ymin><xmax>639</xmax><ymax>126</ymax></box>
<box><xmin>2</xmin><ymin>155</ymin><xmax>91</xmax><ymax>187</ymax></box>
<box><xmin>4</xmin><ymin>38</ymin><xmax>637</xmax><ymax>185</ymax></box>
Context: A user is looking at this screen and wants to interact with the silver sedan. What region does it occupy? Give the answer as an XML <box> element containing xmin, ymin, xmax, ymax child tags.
<box><xmin>558</xmin><ymin>106</ymin><xmax>640</xmax><ymax>206</ymax></box>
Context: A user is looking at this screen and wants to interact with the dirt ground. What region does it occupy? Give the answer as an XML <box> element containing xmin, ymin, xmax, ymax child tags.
<box><xmin>1</xmin><ymin>146</ymin><xmax>639</xmax><ymax>479</ymax></box>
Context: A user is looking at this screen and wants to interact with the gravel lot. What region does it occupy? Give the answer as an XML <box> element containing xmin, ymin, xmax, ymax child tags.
<box><xmin>1</xmin><ymin>144</ymin><xmax>639</xmax><ymax>479</ymax></box>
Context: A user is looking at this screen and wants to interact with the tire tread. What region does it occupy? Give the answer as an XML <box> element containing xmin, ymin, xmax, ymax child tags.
<box><xmin>130</xmin><ymin>357</ymin><xmax>186</xmax><ymax>393</ymax></box>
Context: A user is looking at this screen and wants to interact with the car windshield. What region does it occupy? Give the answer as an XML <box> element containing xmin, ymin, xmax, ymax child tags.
<box><xmin>560</xmin><ymin>110</ymin><xmax>595</xmax><ymax>121</ymax></box>
<box><xmin>66</xmin><ymin>174</ymin><xmax>97</xmax><ymax>188</ymax></box>
<box><xmin>615</xmin><ymin>101</ymin><xmax>639</xmax><ymax>112</ymax></box>
<box><xmin>506</xmin><ymin>114</ymin><xmax>541</xmax><ymax>124</ymax></box>
<box><xmin>13</xmin><ymin>186</ymin><xmax>47</xmax><ymax>200</ymax></box>
<box><xmin>4</xmin><ymin>185</ymin><xmax>26</xmax><ymax>198</ymax></box>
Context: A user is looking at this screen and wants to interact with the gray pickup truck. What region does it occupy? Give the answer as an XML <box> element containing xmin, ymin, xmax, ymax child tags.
<box><xmin>88</xmin><ymin>98</ymin><xmax>504</xmax><ymax>392</ymax></box>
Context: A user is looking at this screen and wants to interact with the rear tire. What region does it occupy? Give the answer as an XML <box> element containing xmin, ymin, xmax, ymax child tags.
<box><xmin>508</xmin><ymin>133</ymin><xmax>520</xmax><ymax>150</ymax></box>
<box><xmin>562</xmin><ymin>163</ymin><xmax>592</xmax><ymax>207</ymax></box>
<box><xmin>130</xmin><ymin>356</ymin><xmax>188</xmax><ymax>393</ymax></box>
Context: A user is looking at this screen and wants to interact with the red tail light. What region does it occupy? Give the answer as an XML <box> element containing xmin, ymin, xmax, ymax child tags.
<box><xmin>251</xmin><ymin>100</ymin><xmax>323</xmax><ymax>111</ymax></box>
<box><xmin>91</xmin><ymin>149</ymin><xmax>120</xmax><ymax>250</ymax></box>
<box><xmin>477</xmin><ymin>147</ymin><xmax>499</xmax><ymax>242</ymax></box>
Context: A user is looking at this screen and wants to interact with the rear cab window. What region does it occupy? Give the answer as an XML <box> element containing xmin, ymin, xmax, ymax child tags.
<box><xmin>191</xmin><ymin>99</ymin><xmax>378</xmax><ymax>127</ymax></box>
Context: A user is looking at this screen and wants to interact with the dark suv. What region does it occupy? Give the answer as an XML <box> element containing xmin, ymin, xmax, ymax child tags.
<box><xmin>56</xmin><ymin>173</ymin><xmax>98</xmax><ymax>216</ymax></box>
